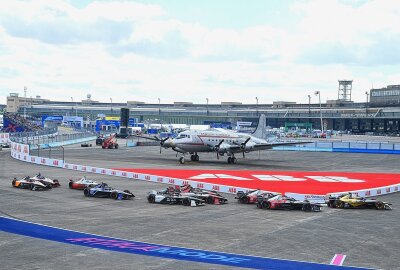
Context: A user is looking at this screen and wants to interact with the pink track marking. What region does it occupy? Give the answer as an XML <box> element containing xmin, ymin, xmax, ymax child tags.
<box><xmin>330</xmin><ymin>254</ymin><xmax>347</xmax><ymax>266</ymax></box>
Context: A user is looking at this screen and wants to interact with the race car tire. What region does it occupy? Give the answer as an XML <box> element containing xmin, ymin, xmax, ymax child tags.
<box><xmin>240</xmin><ymin>196</ymin><xmax>249</xmax><ymax>204</ymax></box>
<box><xmin>148</xmin><ymin>194</ymin><xmax>156</xmax><ymax>203</ymax></box>
<box><xmin>29</xmin><ymin>184</ymin><xmax>34</xmax><ymax>191</ymax></box>
<box><xmin>115</xmin><ymin>144</ymin><xmax>119</xmax><ymax>149</ymax></box>
<box><xmin>111</xmin><ymin>192</ymin><xmax>119</xmax><ymax>200</ymax></box>
<box><xmin>336</xmin><ymin>201</ymin><xmax>344</xmax><ymax>209</ymax></box>
<box><xmin>302</xmin><ymin>203</ymin><xmax>312</xmax><ymax>212</ymax></box>
<box><xmin>375</xmin><ymin>201</ymin><xmax>385</xmax><ymax>210</ymax></box>
<box><xmin>206</xmin><ymin>196</ymin><xmax>214</xmax><ymax>204</ymax></box>
<box><xmin>83</xmin><ymin>188</ymin><xmax>90</xmax><ymax>197</ymax></box>
<box><xmin>182</xmin><ymin>198</ymin><xmax>190</xmax><ymax>206</ymax></box>
<box><xmin>261</xmin><ymin>201</ymin><xmax>270</xmax><ymax>209</ymax></box>
<box><xmin>53</xmin><ymin>179</ymin><xmax>60</xmax><ymax>186</ymax></box>
<box><xmin>69</xmin><ymin>182</ymin><xmax>73</xmax><ymax>189</ymax></box>
<box><xmin>12</xmin><ymin>180</ymin><xmax>16</xmax><ymax>187</ymax></box>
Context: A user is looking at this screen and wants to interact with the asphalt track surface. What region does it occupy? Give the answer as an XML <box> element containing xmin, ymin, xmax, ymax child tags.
<box><xmin>1</xmin><ymin>141</ymin><xmax>400</xmax><ymax>270</ymax></box>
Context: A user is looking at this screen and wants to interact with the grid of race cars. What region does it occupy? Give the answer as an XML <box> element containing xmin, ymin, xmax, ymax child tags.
<box><xmin>11</xmin><ymin>174</ymin><xmax>393</xmax><ymax>211</ymax></box>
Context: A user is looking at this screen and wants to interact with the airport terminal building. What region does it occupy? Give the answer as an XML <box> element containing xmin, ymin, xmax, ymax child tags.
<box><xmin>4</xmin><ymin>84</ymin><xmax>400</xmax><ymax>134</ymax></box>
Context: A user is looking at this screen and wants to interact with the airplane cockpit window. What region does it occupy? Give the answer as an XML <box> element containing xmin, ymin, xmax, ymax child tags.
<box><xmin>176</xmin><ymin>134</ymin><xmax>186</xmax><ymax>139</ymax></box>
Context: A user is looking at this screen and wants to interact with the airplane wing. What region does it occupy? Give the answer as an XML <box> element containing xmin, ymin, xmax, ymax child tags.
<box><xmin>227</xmin><ymin>141</ymin><xmax>311</xmax><ymax>153</ymax></box>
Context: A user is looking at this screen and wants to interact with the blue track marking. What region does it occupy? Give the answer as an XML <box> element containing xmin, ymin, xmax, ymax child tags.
<box><xmin>0</xmin><ymin>216</ymin><xmax>371</xmax><ymax>270</ymax></box>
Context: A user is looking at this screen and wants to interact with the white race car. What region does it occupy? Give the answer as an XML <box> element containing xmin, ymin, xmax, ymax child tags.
<box><xmin>69</xmin><ymin>177</ymin><xmax>98</xmax><ymax>190</ymax></box>
<box><xmin>30</xmin><ymin>173</ymin><xmax>61</xmax><ymax>188</ymax></box>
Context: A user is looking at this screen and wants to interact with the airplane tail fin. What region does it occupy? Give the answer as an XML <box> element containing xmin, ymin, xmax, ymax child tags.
<box><xmin>252</xmin><ymin>114</ymin><xmax>267</xmax><ymax>139</ymax></box>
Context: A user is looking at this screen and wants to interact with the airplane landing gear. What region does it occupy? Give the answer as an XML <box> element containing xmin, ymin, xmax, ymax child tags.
<box><xmin>179</xmin><ymin>157</ymin><xmax>185</xmax><ymax>164</ymax></box>
<box><xmin>190</xmin><ymin>154</ymin><xmax>199</xmax><ymax>162</ymax></box>
<box><xmin>227</xmin><ymin>156</ymin><xmax>237</xmax><ymax>164</ymax></box>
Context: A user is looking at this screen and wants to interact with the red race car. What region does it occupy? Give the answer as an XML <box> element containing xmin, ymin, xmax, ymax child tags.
<box><xmin>258</xmin><ymin>194</ymin><xmax>322</xmax><ymax>212</ymax></box>
<box><xmin>235</xmin><ymin>189</ymin><xmax>276</xmax><ymax>204</ymax></box>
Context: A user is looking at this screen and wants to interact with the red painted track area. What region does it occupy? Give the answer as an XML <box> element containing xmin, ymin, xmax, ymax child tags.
<box><xmin>114</xmin><ymin>168</ymin><xmax>400</xmax><ymax>195</ymax></box>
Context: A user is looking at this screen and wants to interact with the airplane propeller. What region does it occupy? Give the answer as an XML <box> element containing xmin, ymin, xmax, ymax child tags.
<box><xmin>214</xmin><ymin>140</ymin><xmax>224</xmax><ymax>160</ymax></box>
<box><xmin>240</xmin><ymin>137</ymin><xmax>251</xmax><ymax>158</ymax></box>
<box><xmin>156</xmin><ymin>136</ymin><xmax>170</xmax><ymax>154</ymax></box>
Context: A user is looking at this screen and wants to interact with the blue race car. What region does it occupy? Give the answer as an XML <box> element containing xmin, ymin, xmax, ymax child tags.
<box><xmin>83</xmin><ymin>183</ymin><xmax>134</xmax><ymax>200</ymax></box>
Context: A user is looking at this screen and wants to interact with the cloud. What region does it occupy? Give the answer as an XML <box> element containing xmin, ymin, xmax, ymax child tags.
<box><xmin>0</xmin><ymin>0</ymin><xmax>400</xmax><ymax>106</ymax></box>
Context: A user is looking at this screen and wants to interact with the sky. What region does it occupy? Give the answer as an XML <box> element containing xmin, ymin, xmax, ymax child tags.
<box><xmin>1</xmin><ymin>0</ymin><xmax>400</xmax><ymax>105</ymax></box>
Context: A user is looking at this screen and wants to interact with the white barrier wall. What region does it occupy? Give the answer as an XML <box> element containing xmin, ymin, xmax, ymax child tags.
<box><xmin>0</xmin><ymin>133</ymin><xmax>10</xmax><ymax>144</ymax></box>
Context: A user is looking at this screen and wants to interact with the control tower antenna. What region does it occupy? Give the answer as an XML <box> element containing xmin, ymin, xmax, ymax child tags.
<box><xmin>338</xmin><ymin>80</ymin><xmax>352</xmax><ymax>101</ymax></box>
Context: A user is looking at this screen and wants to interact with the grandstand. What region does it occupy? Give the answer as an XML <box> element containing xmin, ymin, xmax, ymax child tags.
<box><xmin>2</xmin><ymin>112</ymin><xmax>43</xmax><ymax>132</ymax></box>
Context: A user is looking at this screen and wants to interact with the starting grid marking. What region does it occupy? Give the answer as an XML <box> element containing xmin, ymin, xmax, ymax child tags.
<box><xmin>0</xmin><ymin>216</ymin><xmax>370</xmax><ymax>270</ymax></box>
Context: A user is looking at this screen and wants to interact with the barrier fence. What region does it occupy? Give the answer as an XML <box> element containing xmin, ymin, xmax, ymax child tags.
<box><xmin>274</xmin><ymin>141</ymin><xmax>400</xmax><ymax>154</ymax></box>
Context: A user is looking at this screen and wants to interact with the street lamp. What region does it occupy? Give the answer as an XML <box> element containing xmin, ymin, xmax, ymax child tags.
<box><xmin>365</xmin><ymin>91</ymin><xmax>369</xmax><ymax>115</ymax></box>
<box><xmin>70</xmin><ymin>97</ymin><xmax>73</xmax><ymax>116</ymax></box>
<box><xmin>307</xmin><ymin>94</ymin><xmax>311</xmax><ymax>116</ymax></box>
<box><xmin>110</xmin><ymin>98</ymin><xmax>113</xmax><ymax>114</ymax></box>
<box><xmin>255</xmin><ymin>97</ymin><xmax>259</xmax><ymax>116</ymax></box>
<box><xmin>158</xmin><ymin>98</ymin><xmax>161</xmax><ymax>115</ymax></box>
<box><xmin>206</xmin><ymin>98</ymin><xmax>209</xmax><ymax>116</ymax></box>
<box><xmin>314</xmin><ymin>91</ymin><xmax>323</xmax><ymax>134</ymax></box>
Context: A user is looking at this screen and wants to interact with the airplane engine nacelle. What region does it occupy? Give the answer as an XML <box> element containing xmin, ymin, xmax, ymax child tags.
<box><xmin>217</xmin><ymin>143</ymin><xmax>231</xmax><ymax>153</ymax></box>
<box><xmin>242</xmin><ymin>142</ymin><xmax>256</xmax><ymax>152</ymax></box>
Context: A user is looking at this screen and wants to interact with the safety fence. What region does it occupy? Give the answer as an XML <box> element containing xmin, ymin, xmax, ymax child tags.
<box><xmin>273</xmin><ymin>141</ymin><xmax>400</xmax><ymax>154</ymax></box>
<box><xmin>0</xmin><ymin>132</ymin><xmax>10</xmax><ymax>144</ymax></box>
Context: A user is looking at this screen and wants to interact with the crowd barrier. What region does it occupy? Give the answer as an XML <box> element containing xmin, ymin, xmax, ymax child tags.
<box><xmin>0</xmin><ymin>133</ymin><xmax>10</xmax><ymax>144</ymax></box>
<box><xmin>273</xmin><ymin>141</ymin><xmax>400</xmax><ymax>154</ymax></box>
<box><xmin>9</xmin><ymin>137</ymin><xmax>400</xmax><ymax>203</ymax></box>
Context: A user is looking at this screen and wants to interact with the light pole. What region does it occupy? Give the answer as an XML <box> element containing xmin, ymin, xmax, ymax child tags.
<box><xmin>110</xmin><ymin>98</ymin><xmax>113</xmax><ymax>114</ymax></box>
<box><xmin>70</xmin><ymin>97</ymin><xmax>73</xmax><ymax>117</ymax></box>
<box><xmin>158</xmin><ymin>98</ymin><xmax>161</xmax><ymax>115</ymax></box>
<box><xmin>314</xmin><ymin>91</ymin><xmax>323</xmax><ymax>133</ymax></box>
<box><xmin>365</xmin><ymin>91</ymin><xmax>369</xmax><ymax>115</ymax></box>
<box><xmin>255</xmin><ymin>97</ymin><xmax>259</xmax><ymax>116</ymax></box>
<box><xmin>307</xmin><ymin>94</ymin><xmax>311</xmax><ymax>116</ymax></box>
<box><xmin>206</xmin><ymin>98</ymin><xmax>209</xmax><ymax>116</ymax></box>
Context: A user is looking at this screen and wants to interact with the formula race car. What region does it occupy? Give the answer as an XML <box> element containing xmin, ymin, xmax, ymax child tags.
<box><xmin>179</xmin><ymin>184</ymin><xmax>228</xmax><ymax>204</ymax></box>
<box><xmin>81</xmin><ymin>142</ymin><xmax>92</xmax><ymax>147</ymax></box>
<box><xmin>12</xmin><ymin>176</ymin><xmax>50</xmax><ymax>191</ymax></box>
<box><xmin>147</xmin><ymin>187</ymin><xmax>205</xmax><ymax>206</ymax></box>
<box><xmin>69</xmin><ymin>177</ymin><xmax>98</xmax><ymax>190</ymax></box>
<box><xmin>83</xmin><ymin>183</ymin><xmax>134</xmax><ymax>200</ymax></box>
<box><xmin>235</xmin><ymin>189</ymin><xmax>276</xmax><ymax>204</ymax></box>
<box><xmin>30</xmin><ymin>173</ymin><xmax>61</xmax><ymax>187</ymax></box>
<box><xmin>1</xmin><ymin>143</ymin><xmax>10</xmax><ymax>148</ymax></box>
<box><xmin>326</xmin><ymin>193</ymin><xmax>392</xmax><ymax>210</ymax></box>
<box><xmin>257</xmin><ymin>194</ymin><xmax>322</xmax><ymax>212</ymax></box>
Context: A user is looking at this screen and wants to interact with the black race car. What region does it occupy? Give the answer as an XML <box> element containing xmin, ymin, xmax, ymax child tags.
<box><xmin>81</xmin><ymin>142</ymin><xmax>92</xmax><ymax>147</ymax></box>
<box><xmin>179</xmin><ymin>184</ymin><xmax>228</xmax><ymax>204</ymax></box>
<box><xmin>83</xmin><ymin>183</ymin><xmax>134</xmax><ymax>200</ymax></box>
<box><xmin>147</xmin><ymin>187</ymin><xmax>204</xmax><ymax>206</ymax></box>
